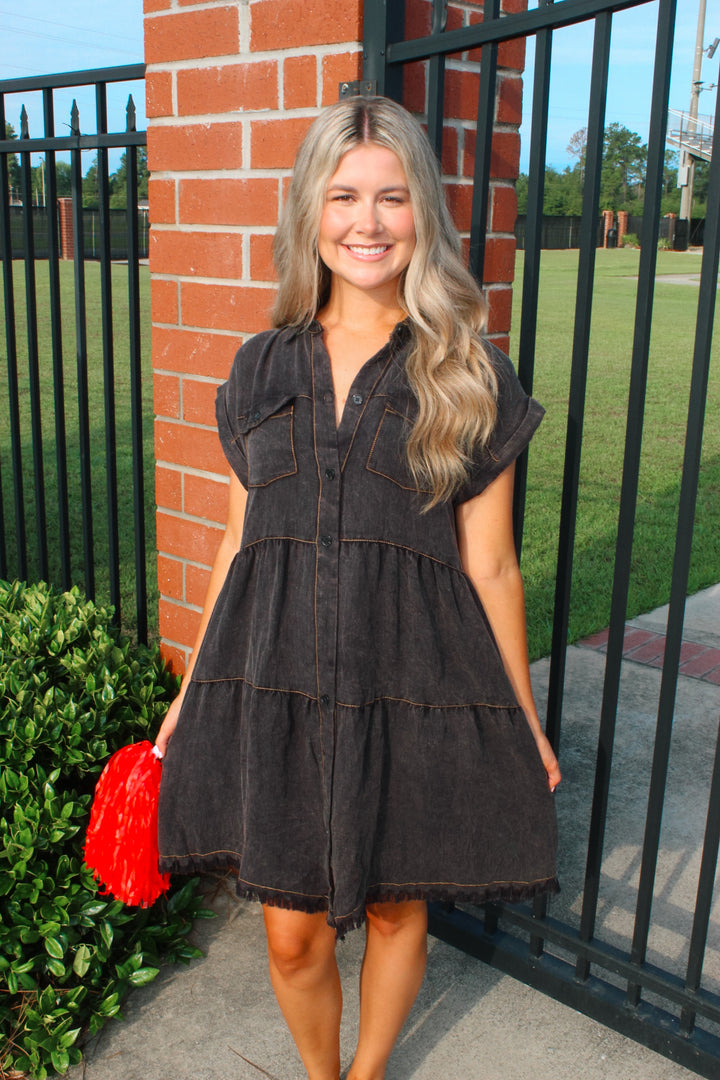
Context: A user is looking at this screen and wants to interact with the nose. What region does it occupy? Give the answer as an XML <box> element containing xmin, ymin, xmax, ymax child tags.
<box><xmin>356</xmin><ymin>197</ymin><xmax>382</xmax><ymax>235</ymax></box>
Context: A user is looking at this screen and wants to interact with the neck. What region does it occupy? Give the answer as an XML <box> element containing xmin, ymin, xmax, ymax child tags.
<box><xmin>318</xmin><ymin>280</ymin><xmax>405</xmax><ymax>334</ymax></box>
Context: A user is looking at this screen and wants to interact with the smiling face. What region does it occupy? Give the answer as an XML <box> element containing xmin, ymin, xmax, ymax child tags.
<box><xmin>317</xmin><ymin>143</ymin><xmax>416</xmax><ymax>305</ymax></box>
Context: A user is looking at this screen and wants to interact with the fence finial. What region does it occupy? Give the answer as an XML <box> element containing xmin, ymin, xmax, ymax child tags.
<box><xmin>70</xmin><ymin>100</ymin><xmax>80</xmax><ymax>137</ymax></box>
<box><xmin>20</xmin><ymin>105</ymin><xmax>29</xmax><ymax>140</ymax></box>
<box><xmin>126</xmin><ymin>95</ymin><xmax>137</xmax><ymax>134</ymax></box>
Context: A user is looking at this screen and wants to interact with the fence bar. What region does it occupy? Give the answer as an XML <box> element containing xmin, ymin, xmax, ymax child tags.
<box><xmin>95</xmin><ymin>82</ymin><xmax>121</xmax><ymax>622</ymax></box>
<box><xmin>626</xmin><ymin>33</ymin><xmax>714</xmax><ymax>1006</ymax></box>
<box><xmin>682</xmin><ymin>720</ymin><xmax>720</xmax><ymax>1034</ymax></box>
<box><xmin>546</xmin><ymin>12</ymin><xmax>611</xmax><ymax>784</ymax></box>
<box><xmin>125</xmin><ymin>100</ymin><xmax>147</xmax><ymax>644</ymax></box>
<box><xmin>679</xmin><ymin>90</ymin><xmax>720</xmax><ymax>1029</ymax></box>
<box><xmin>514</xmin><ymin>0</ymin><xmax>554</xmax><ymax>555</ymax></box>
<box><xmin>468</xmin><ymin>0</ymin><xmax>500</xmax><ymax>284</ymax></box>
<box><xmin>426</xmin><ymin>0</ymin><xmax>448</xmax><ymax>160</ymax></box>
<box><xmin>20</xmin><ymin>109</ymin><xmax>49</xmax><ymax>579</ymax></box>
<box><xmin>0</xmin><ymin>93</ymin><xmax>27</xmax><ymax>578</ymax></box>
<box><xmin>43</xmin><ymin>87</ymin><xmax>71</xmax><ymax>590</ymax></box>
<box><xmin>362</xmin><ymin>0</ymin><xmax>405</xmax><ymax>101</ymax></box>
<box><xmin>578</xmin><ymin>0</ymin><xmax>675</xmax><ymax>983</ymax></box>
<box><xmin>70</xmin><ymin>100</ymin><xmax>95</xmax><ymax>600</ymax></box>
<box><xmin>388</xmin><ymin>0</ymin><xmax>649</xmax><ymax>66</ymax></box>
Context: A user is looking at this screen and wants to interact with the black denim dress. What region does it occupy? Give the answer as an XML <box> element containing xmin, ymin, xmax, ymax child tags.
<box><xmin>158</xmin><ymin>322</ymin><xmax>559</xmax><ymax>936</ymax></box>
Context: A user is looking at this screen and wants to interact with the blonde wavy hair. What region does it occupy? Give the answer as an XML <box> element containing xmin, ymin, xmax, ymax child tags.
<box><xmin>272</xmin><ymin>95</ymin><xmax>498</xmax><ymax>507</ymax></box>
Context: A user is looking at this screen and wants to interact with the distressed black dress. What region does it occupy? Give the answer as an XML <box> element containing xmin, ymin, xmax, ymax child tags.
<box><xmin>158</xmin><ymin>321</ymin><xmax>559</xmax><ymax>936</ymax></box>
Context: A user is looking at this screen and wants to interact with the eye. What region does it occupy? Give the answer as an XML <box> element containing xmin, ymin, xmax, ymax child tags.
<box><xmin>330</xmin><ymin>193</ymin><xmax>354</xmax><ymax>203</ymax></box>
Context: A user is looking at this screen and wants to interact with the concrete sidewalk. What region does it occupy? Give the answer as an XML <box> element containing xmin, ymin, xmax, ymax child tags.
<box><xmin>69</xmin><ymin>586</ymin><xmax>720</xmax><ymax>1080</ymax></box>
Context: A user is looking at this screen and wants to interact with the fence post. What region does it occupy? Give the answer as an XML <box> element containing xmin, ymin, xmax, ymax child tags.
<box><xmin>145</xmin><ymin>0</ymin><xmax>364</xmax><ymax>672</ymax></box>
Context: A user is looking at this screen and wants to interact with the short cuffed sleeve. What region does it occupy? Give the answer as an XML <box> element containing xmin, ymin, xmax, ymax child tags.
<box><xmin>452</xmin><ymin>344</ymin><xmax>545</xmax><ymax>505</ymax></box>
<box><xmin>216</xmin><ymin>352</ymin><xmax>250</xmax><ymax>488</ymax></box>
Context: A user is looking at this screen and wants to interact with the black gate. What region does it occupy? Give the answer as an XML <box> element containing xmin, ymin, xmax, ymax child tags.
<box><xmin>0</xmin><ymin>65</ymin><xmax>151</xmax><ymax>641</ymax></box>
<box><xmin>363</xmin><ymin>1</ymin><xmax>720</xmax><ymax>1075</ymax></box>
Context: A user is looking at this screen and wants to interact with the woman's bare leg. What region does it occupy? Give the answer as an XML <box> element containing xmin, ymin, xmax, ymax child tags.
<box><xmin>347</xmin><ymin>900</ymin><xmax>428</xmax><ymax>1080</ymax></box>
<box><xmin>263</xmin><ymin>906</ymin><xmax>342</xmax><ymax>1080</ymax></box>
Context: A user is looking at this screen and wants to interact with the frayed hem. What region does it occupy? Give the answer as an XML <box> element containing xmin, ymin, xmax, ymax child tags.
<box><xmin>235</xmin><ymin>882</ymin><xmax>330</xmax><ymax>916</ymax></box>
<box><xmin>158</xmin><ymin>857</ymin><xmax>559</xmax><ymax>938</ymax></box>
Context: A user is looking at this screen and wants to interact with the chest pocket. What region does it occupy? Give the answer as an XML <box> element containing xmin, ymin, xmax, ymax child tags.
<box><xmin>237</xmin><ymin>396</ymin><xmax>297</xmax><ymax>487</ymax></box>
<box><xmin>366</xmin><ymin>404</ymin><xmax>432</xmax><ymax>493</ymax></box>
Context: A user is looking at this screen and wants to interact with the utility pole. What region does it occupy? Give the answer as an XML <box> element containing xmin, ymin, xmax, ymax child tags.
<box><xmin>679</xmin><ymin>0</ymin><xmax>707</xmax><ymax>222</ymax></box>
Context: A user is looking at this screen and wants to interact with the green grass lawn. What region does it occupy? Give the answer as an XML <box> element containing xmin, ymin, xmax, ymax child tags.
<box><xmin>510</xmin><ymin>248</ymin><xmax>719</xmax><ymax>657</ymax></box>
<box><xmin>1</xmin><ymin>249</ymin><xmax>718</xmax><ymax>657</ymax></box>
<box><xmin>0</xmin><ymin>258</ymin><xmax>155</xmax><ymax>639</ymax></box>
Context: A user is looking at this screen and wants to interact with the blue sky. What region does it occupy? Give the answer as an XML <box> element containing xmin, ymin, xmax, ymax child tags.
<box><xmin>1</xmin><ymin>0</ymin><xmax>718</xmax><ymax>172</ymax></box>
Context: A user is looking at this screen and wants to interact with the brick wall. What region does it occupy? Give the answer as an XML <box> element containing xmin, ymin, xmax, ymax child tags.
<box><xmin>145</xmin><ymin>0</ymin><xmax>526</xmax><ymax>672</ymax></box>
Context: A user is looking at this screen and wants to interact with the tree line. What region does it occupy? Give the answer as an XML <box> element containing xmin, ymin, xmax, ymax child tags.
<box><xmin>4</xmin><ymin>123</ymin><xmax>149</xmax><ymax>210</ymax></box>
<box><xmin>517</xmin><ymin>122</ymin><xmax>710</xmax><ymax>219</ymax></box>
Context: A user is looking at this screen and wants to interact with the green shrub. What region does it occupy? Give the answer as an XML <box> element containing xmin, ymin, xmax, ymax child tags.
<box><xmin>621</xmin><ymin>231</ymin><xmax>640</xmax><ymax>248</ymax></box>
<box><xmin>0</xmin><ymin>580</ymin><xmax>211</xmax><ymax>1079</ymax></box>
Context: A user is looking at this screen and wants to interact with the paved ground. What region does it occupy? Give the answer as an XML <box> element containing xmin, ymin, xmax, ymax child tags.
<box><xmin>68</xmin><ymin>585</ymin><xmax>720</xmax><ymax>1080</ymax></box>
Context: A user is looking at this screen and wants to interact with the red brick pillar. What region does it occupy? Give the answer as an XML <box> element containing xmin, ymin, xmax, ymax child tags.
<box><xmin>145</xmin><ymin>0</ymin><xmax>363</xmax><ymax>672</ymax></box>
<box><xmin>145</xmin><ymin>0</ymin><xmax>526</xmax><ymax>671</ymax></box>
<box><xmin>617</xmin><ymin>209</ymin><xmax>629</xmax><ymax>245</ymax></box>
<box><xmin>58</xmin><ymin>197</ymin><xmax>73</xmax><ymax>259</ymax></box>
<box><xmin>602</xmin><ymin>209</ymin><xmax>614</xmax><ymax>247</ymax></box>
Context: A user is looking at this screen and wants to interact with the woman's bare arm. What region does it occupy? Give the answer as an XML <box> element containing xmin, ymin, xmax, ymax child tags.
<box><xmin>155</xmin><ymin>472</ymin><xmax>248</xmax><ymax>756</ymax></box>
<box><xmin>455</xmin><ymin>463</ymin><xmax>561</xmax><ymax>791</ymax></box>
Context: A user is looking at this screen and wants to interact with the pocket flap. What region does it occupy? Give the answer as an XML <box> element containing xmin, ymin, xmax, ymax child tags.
<box><xmin>235</xmin><ymin>394</ymin><xmax>295</xmax><ymax>434</ymax></box>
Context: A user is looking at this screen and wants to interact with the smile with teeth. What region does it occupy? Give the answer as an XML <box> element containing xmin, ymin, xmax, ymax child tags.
<box><xmin>344</xmin><ymin>243</ymin><xmax>392</xmax><ymax>256</ymax></box>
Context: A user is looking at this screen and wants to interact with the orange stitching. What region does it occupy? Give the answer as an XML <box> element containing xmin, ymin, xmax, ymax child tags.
<box><xmin>338</xmin><ymin>537</ymin><xmax>461</xmax><ymax>572</ymax></box>
<box><xmin>365</xmin><ymin>405</ymin><xmax>433</xmax><ymax>493</ymax></box>
<box><xmin>247</xmin><ymin>404</ymin><xmax>298</xmax><ymax>487</ymax></box>
<box><xmin>335</xmin><ymin>695</ymin><xmax>520</xmax><ymax>710</ymax></box>
<box><xmin>190</xmin><ymin>674</ymin><xmax>318</xmax><ymax>700</ymax></box>
<box><xmin>341</xmin><ymin>351</ymin><xmax>395</xmax><ymax>472</ymax></box>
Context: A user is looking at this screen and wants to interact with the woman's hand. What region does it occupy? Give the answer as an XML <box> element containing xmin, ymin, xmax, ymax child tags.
<box><xmin>155</xmin><ymin>695</ymin><xmax>184</xmax><ymax>759</ymax></box>
<box><xmin>533</xmin><ymin>730</ymin><xmax>561</xmax><ymax>793</ymax></box>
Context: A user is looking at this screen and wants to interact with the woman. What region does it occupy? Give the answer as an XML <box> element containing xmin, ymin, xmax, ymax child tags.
<box><xmin>156</xmin><ymin>95</ymin><xmax>560</xmax><ymax>1080</ymax></box>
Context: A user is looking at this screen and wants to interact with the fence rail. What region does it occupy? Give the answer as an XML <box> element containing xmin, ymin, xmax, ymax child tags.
<box><xmin>0</xmin><ymin>64</ymin><xmax>150</xmax><ymax>641</ymax></box>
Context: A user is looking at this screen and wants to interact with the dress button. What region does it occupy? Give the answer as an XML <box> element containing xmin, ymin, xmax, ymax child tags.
<box><xmin>325</xmin><ymin>467</ymin><xmax>336</xmax><ymax>480</ymax></box>
<box><xmin>252</xmin><ymin>410</ymin><xmax>261</xmax><ymax>421</ymax></box>
<box><xmin>320</xmin><ymin>535</ymin><xmax>333</xmax><ymax>548</ymax></box>
<box><xmin>320</xmin><ymin>694</ymin><xmax>330</xmax><ymax>706</ymax></box>
<box><xmin>323</xmin><ymin>391</ymin><xmax>333</xmax><ymax>404</ymax></box>
<box><xmin>352</xmin><ymin>393</ymin><xmax>363</xmax><ymax>405</ymax></box>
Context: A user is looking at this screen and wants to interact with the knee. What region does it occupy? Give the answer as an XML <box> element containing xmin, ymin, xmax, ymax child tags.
<box><xmin>365</xmin><ymin>900</ymin><xmax>428</xmax><ymax>940</ymax></box>
<box><xmin>264</xmin><ymin>908</ymin><xmax>334</xmax><ymax>979</ymax></box>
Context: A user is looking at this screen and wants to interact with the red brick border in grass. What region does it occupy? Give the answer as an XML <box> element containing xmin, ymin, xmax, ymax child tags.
<box><xmin>579</xmin><ymin>627</ymin><xmax>720</xmax><ymax>684</ymax></box>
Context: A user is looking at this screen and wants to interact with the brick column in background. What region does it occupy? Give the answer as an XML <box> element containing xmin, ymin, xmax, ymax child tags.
<box><xmin>617</xmin><ymin>209</ymin><xmax>629</xmax><ymax>245</ymax></box>
<box><xmin>145</xmin><ymin>0</ymin><xmax>526</xmax><ymax>672</ymax></box>
<box><xmin>58</xmin><ymin>198</ymin><xmax>74</xmax><ymax>259</ymax></box>
<box><xmin>602</xmin><ymin>209</ymin><xmax>614</xmax><ymax>247</ymax></box>
<box><xmin>145</xmin><ymin>0</ymin><xmax>363</xmax><ymax>672</ymax></box>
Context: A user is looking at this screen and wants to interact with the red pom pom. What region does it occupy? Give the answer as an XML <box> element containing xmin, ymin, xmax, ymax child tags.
<box><xmin>84</xmin><ymin>741</ymin><xmax>170</xmax><ymax>907</ymax></box>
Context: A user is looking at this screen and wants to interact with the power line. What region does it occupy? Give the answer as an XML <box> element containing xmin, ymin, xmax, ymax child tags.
<box><xmin>0</xmin><ymin>8</ymin><xmax>139</xmax><ymax>45</ymax></box>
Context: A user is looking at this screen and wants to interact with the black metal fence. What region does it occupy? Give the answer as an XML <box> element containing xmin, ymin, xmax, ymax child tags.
<box><xmin>0</xmin><ymin>65</ymin><xmax>151</xmax><ymax>641</ymax></box>
<box><xmin>363</xmin><ymin>0</ymin><xmax>719</xmax><ymax>1075</ymax></box>
<box><xmin>7</xmin><ymin>205</ymin><xmax>150</xmax><ymax>260</ymax></box>
<box><xmin>515</xmin><ymin>213</ymin><xmax>603</xmax><ymax>249</ymax></box>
